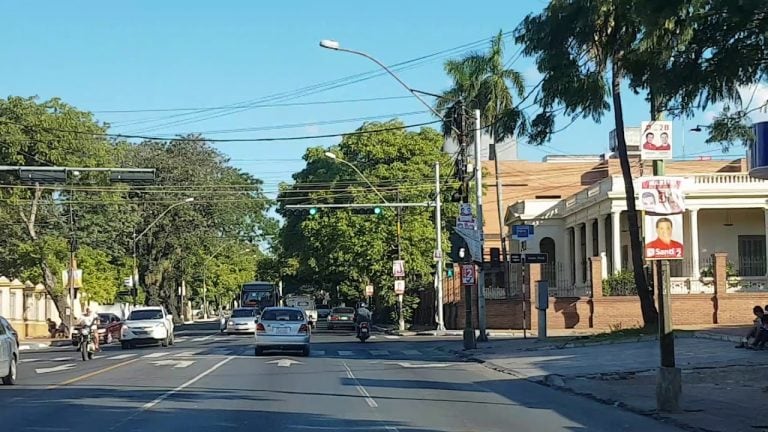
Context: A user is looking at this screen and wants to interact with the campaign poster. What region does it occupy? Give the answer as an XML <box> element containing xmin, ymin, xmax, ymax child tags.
<box><xmin>640</xmin><ymin>121</ymin><xmax>673</xmax><ymax>160</ymax></box>
<box><xmin>639</xmin><ymin>176</ymin><xmax>685</xmax><ymax>214</ymax></box>
<box><xmin>644</xmin><ymin>214</ymin><xmax>684</xmax><ymax>260</ymax></box>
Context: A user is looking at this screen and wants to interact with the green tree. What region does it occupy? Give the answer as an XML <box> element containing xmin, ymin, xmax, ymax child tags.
<box><xmin>278</xmin><ymin>121</ymin><xmax>457</xmax><ymax>324</ymax></box>
<box><xmin>516</xmin><ymin>0</ymin><xmax>660</xmax><ymax>327</ymax></box>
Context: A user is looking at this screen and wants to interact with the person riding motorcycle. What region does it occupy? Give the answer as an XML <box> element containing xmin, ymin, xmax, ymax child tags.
<box><xmin>78</xmin><ymin>307</ymin><xmax>100</xmax><ymax>351</ymax></box>
<box><xmin>354</xmin><ymin>302</ymin><xmax>372</xmax><ymax>337</ymax></box>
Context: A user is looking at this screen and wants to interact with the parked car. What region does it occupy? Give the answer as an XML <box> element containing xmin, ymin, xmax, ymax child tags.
<box><xmin>226</xmin><ymin>307</ymin><xmax>260</xmax><ymax>334</ymax></box>
<box><xmin>120</xmin><ymin>306</ymin><xmax>174</xmax><ymax>349</ymax></box>
<box><xmin>0</xmin><ymin>315</ymin><xmax>18</xmax><ymax>385</ymax></box>
<box><xmin>71</xmin><ymin>313</ymin><xmax>122</xmax><ymax>346</ymax></box>
<box><xmin>254</xmin><ymin>307</ymin><xmax>310</xmax><ymax>357</ymax></box>
<box><xmin>327</xmin><ymin>307</ymin><xmax>356</xmax><ymax>330</ymax></box>
<box><xmin>316</xmin><ymin>304</ymin><xmax>331</xmax><ymax>320</ymax></box>
<box><xmin>0</xmin><ymin>316</ymin><xmax>18</xmax><ymax>348</ymax></box>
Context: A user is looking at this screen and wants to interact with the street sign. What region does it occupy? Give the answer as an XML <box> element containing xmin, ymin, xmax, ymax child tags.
<box><xmin>394</xmin><ymin>280</ymin><xmax>405</xmax><ymax>295</ymax></box>
<box><xmin>433</xmin><ymin>249</ymin><xmax>443</xmax><ymax>261</ymax></box>
<box><xmin>524</xmin><ymin>253</ymin><xmax>548</xmax><ymax>264</ymax></box>
<box><xmin>510</xmin><ymin>253</ymin><xmax>523</xmax><ymax>264</ymax></box>
<box><xmin>456</xmin><ymin>219</ymin><xmax>477</xmax><ymax>230</ymax></box>
<box><xmin>458</xmin><ymin>203</ymin><xmax>474</xmax><ymax>222</ymax></box>
<box><xmin>392</xmin><ymin>260</ymin><xmax>405</xmax><ymax>277</ymax></box>
<box><xmin>365</xmin><ymin>285</ymin><xmax>374</xmax><ymax>297</ymax></box>
<box><xmin>460</xmin><ymin>264</ymin><xmax>475</xmax><ymax>285</ymax></box>
<box><xmin>512</xmin><ymin>224</ymin><xmax>534</xmax><ymax>240</ymax></box>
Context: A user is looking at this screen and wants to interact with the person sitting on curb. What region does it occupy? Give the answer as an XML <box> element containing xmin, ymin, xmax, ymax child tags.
<box><xmin>736</xmin><ymin>306</ymin><xmax>764</xmax><ymax>348</ymax></box>
<box><xmin>748</xmin><ymin>311</ymin><xmax>768</xmax><ymax>350</ymax></box>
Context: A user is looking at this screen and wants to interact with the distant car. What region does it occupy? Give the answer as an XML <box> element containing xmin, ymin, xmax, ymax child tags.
<box><xmin>0</xmin><ymin>315</ymin><xmax>18</xmax><ymax>385</ymax></box>
<box><xmin>226</xmin><ymin>308</ymin><xmax>260</xmax><ymax>334</ymax></box>
<box><xmin>327</xmin><ymin>307</ymin><xmax>355</xmax><ymax>330</ymax></box>
<box><xmin>0</xmin><ymin>316</ymin><xmax>18</xmax><ymax>348</ymax></box>
<box><xmin>120</xmin><ymin>306</ymin><xmax>174</xmax><ymax>349</ymax></box>
<box><xmin>71</xmin><ymin>313</ymin><xmax>122</xmax><ymax>346</ymax></box>
<box><xmin>317</xmin><ymin>304</ymin><xmax>331</xmax><ymax>320</ymax></box>
<box><xmin>254</xmin><ymin>307</ymin><xmax>310</xmax><ymax>357</ymax></box>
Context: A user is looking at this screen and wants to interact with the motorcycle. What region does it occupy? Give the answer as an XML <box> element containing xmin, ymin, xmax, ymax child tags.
<box><xmin>78</xmin><ymin>324</ymin><xmax>98</xmax><ymax>361</ymax></box>
<box><xmin>357</xmin><ymin>322</ymin><xmax>370</xmax><ymax>343</ymax></box>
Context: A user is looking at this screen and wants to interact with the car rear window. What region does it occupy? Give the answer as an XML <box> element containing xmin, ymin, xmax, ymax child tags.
<box><xmin>333</xmin><ymin>308</ymin><xmax>354</xmax><ymax>314</ymax></box>
<box><xmin>261</xmin><ymin>309</ymin><xmax>304</xmax><ymax>321</ymax></box>
<box><xmin>128</xmin><ymin>309</ymin><xmax>163</xmax><ymax>320</ymax></box>
<box><xmin>231</xmin><ymin>308</ymin><xmax>258</xmax><ymax>318</ymax></box>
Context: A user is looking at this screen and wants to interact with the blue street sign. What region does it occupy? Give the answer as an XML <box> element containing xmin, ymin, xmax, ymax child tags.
<box><xmin>513</xmin><ymin>224</ymin><xmax>534</xmax><ymax>239</ymax></box>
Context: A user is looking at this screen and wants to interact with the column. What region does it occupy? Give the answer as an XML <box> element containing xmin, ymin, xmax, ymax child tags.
<box><xmin>611</xmin><ymin>211</ymin><xmax>622</xmax><ymax>274</ymax></box>
<box><xmin>764</xmin><ymin>208</ymin><xmax>768</xmax><ymax>277</ymax></box>
<box><xmin>597</xmin><ymin>214</ymin><xmax>607</xmax><ymax>256</ymax></box>
<box><xmin>574</xmin><ymin>223</ymin><xmax>584</xmax><ymax>285</ymax></box>
<box><xmin>690</xmin><ymin>209</ymin><xmax>700</xmax><ymax>279</ymax></box>
<box><xmin>585</xmin><ymin>218</ymin><xmax>594</xmax><ymax>284</ymax></box>
<box><xmin>562</xmin><ymin>226</ymin><xmax>572</xmax><ymax>287</ymax></box>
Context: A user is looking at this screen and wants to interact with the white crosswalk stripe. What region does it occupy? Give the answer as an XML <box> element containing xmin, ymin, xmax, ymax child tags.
<box><xmin>338</xmin><ymin>350</ymin><xmax>354</xmax><ymax>356</ymax></box>
<box><xmin>173</xmin><ymin>351</ymin><xmax>200</xmax><ymax>357</ymax></box>
<box><xmin>403</xmin><ymin>350</ymin><xmax>422</xmax><ymax>355</ymax></box>
<box><xmin>51</xmin><ymin>357</ymin><xmax>70</xmax><ymax>362</ymax></box>
<box><xmin>191</xmin><ymin>335</ymin><xmax>212</xmax><ymax>342</ymax></box>
<box><xmin>369</xmin><ymin>350</ymin><xmax>390</xmax><ymax>356</ymax></box>
<box><xmin>108</xmin><ymin>354</ymin><xmax>136</xmax><ymax>360</ymax></box>
<box><xmin>19</xmin><ymin>358</ymin><xmax>41</xmax><ymax>363</ymax></box>
<box><xmin>174</xmin><ymin>337</ymin><xmax>188</xmax><ymax>343</ymax></box>
<box><xmin>143</xmin><ymin>352</ymin><xmax>170</xmax><ymax>358</ymax></box>
<box><xmin>384</xmin><ymin>335</ymin><xmax>401</xmax><ymax>339</ymax></box>
<box><xmin>313</xmin><ymin>350</ymin><xmax>326</xmax><ymax>356</ymax></box>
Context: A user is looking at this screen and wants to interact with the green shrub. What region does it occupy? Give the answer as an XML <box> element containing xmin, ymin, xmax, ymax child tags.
<box><xmin>602</xmin><ymin>270</ymin><xmax>637</xmax><ymax>296</ymax></box>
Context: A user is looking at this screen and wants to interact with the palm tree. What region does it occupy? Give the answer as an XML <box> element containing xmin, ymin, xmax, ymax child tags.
<box><xmin>438</xmin><ymin>30</ymin><xmax>528</xmax><ymax>282</ymax></box>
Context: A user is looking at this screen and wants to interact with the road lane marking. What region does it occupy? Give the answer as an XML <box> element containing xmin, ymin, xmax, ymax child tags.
<box><xmin>369</xmin><ymin>350</ymin><xmax>389</xmax><ymax>356</ymax></box>
<box><xmin>108</xmin><ymin>354</ymin><xmax>136</xmax><ymax>360</ymax></box>
<box><xmin>403</xmin><ymin>350</ymin><xmax>421</xmax><ymax>355</ymax></box>
<box><xmin>151</xmin><ymin>359</ymin><xmax>194</xmax><ymax>368</ymax></box>
<box><xmin>338</xmin><ymin>351</ymin><xmax>354</xmax><ymax>356</ymax></box>
<box><xmin>343</xmin><ymin>362</ymin><xmax>377</xmax><ymax>408</ymax></box>
<box><xmin>20</xmin><ymin>358</ymin><xmax>41</xmax><ymax>363</ymax></box>
<box><xmin>142</xmin><ymin>356</ymin><xmax>233</xmax><ymax>410</ymax></box>
<box><xmin>174</xmin><ymin>337</ymin><xmax>188</xmax><ymax>342</ymax></box>
<box><xmin>173</xmin><ymin>351</ymin><xmax>199</xmax><ymax>357</ymax></box>
<box><xmin>36</xmin><ymin>364</ymin><xmax>76</xmax><ymax>374</ymax></box>
<box><xmin>47</xmin><ymin>357</ymin><xmax>141</xmax><ymax>389</ymax></box>
<box><xmin>143</xmin><ymin>352</ymin><xmax>170</xmax><ymax>358</ymax></box>
<box><xmin>384</xmin><ymin>335</ymin><xmax>400</xmax><ymax>339</ymax></box>
<box><xmin>50</xmin><ymin>357</ymin><xmax>71</xmax><ymax>362</ymax></box>
<box><xmin>191</xmin><ymin>335</ymin><xmax>213</xmax><ymax>342</ymax></box>
<box><xmin>384</xmin><ymin>361</ymin><xmax>451</xmax><ymax>368</ymax></box>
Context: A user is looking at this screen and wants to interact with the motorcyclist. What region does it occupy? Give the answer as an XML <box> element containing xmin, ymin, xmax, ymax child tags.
<box><xmin>78</xmin><ymin>307</ymin><xmax>100</xmax><ymax>351</ymax></box>
<box><xmin>354</xmin><ymin>302</ymin><xmax>372</xmax><ymax>337</ymax></box>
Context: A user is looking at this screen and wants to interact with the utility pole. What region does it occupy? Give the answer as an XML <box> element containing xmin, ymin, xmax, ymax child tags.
<box><xmin>68</xmin><ymin>202</ymin><xmax>77</xmax><ymax>337</ymax></box>
<box><xmin>397</xmin><ymin>190</ymin><xmax>404</xmax><ymax>332</ymax></box>
<box><xmin>131</xmin><ymin>230</ymin><xmax>138</xmax><ymax>307</ymax></box>
<box><xmin>434</xmin><ymin>161</ymin><xmax>445</xmax><ymax>331</ymax></box>
<box><xmin>474</xmin><ymin>109</ymin><xmax>488</xmax><ymax>341</ymax></box>
<box><xmin>457</xmin><ymin>101</ymin><xmax>476</xmax><ymax>350</ymax></box>
<box><xmin>651</xmin><ymin>96</ymin><xmax>680</xmax><ymax>412</ymax></box>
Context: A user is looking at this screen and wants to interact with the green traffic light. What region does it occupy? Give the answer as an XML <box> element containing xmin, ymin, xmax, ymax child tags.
<box><xmin>373</xmin><ymin>207</ymin><xmax>382</xmax><ymax>215</ymax></box>
<box><xmin>309</xmin><ymin>208</ymin><xmax>318</xmax><ymax>216</ymax></box>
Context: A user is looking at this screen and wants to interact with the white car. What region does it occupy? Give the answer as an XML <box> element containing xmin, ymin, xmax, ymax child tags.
<box><xmin>120</xmin><ymin>306</ymin><xmax>174</xmax><ymax>349</ymax></box>
<box><xmin>226</xmin><ymin>307</ymin><xmax>259</xmax><ymax>334</ymax></box>
<box><xmin>254</xmin><ymin>307</ymin><xmax>310</xmax><ymax>357</ymax></box>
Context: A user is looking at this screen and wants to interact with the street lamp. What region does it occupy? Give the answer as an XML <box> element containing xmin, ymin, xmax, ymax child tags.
<box><xmin>131</xmin><ymin>197</ymin><xmax>195</xmax><ymax>304</ymax></box>
<box><xmin>324</xmin><ymin>152</ymin><xmax>389</xmax><ymax>204</ymax></box>
<box><xmin>203</xmin><ymin>246</ymin><xmax>250</xmax><ymax>319</ymax></box>
<box><xmin>319</xmin><ymin>40</ymin><xmax>445</xmax><ymax>120</ymax></box>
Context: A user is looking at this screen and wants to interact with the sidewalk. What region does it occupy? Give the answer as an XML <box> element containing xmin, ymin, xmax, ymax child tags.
<box><xmin>456</xmin><ymin>336</ymin><xmax>766</xmax><ymax>432</ymax></box>
<box><xmin>19</xmin><ymin>338</ymin><xmax>71</xmax><ymax>351</ymax></box>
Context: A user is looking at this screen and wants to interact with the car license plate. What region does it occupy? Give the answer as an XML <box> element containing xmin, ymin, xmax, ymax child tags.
<box><xmin>276</xmin><ymin>327</ymin><xmax>290</xmax><ymax>335</ymax></box>
<box><xmin>341</xmin><ymin>316</ymin><xmax>349</xmax><ymax>320</ymax></box>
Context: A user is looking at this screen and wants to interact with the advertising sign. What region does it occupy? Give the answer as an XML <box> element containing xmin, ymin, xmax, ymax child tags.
<box><xmin>394</xmin><ymin>280</ymin><xmax>405</xmax><ymax>295</ymax></box>
<box><xmin>639</xmin><ymin>177</ymin><xmax>686</xmax><ymax>214</ymax></box>
<box><xmin>460</xmin><ymin>264</ymin><xmax>476</xmax><ymax>285</ymax></box>
<box><xmin>640</xmin><ymin>121</ymin><xmax>673</xmax><ymax>160</ymax></box>
<box><xmin>644</xmin><ymin>214</ymin><xmax>684</xmax><ymax>260</ymax></box>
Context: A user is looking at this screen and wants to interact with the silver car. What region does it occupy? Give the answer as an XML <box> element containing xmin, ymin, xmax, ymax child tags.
<box><xmin>254</xmin><ymin>307</ymin><xmax>310</xmax><ymax>357</ymax></box>
<box><xmin>0</xmin><ymin>315</ymin><xmax>18</xmax><ymax>385</ymax></box>
<box><xmin>226</xmin><ymin>307</ymin><xmax>260</xmax><ymax>334</ymax></box>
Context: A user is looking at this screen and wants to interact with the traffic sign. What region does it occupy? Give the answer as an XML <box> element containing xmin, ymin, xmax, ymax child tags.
<box><xmin>365</xmin><ymin>285</ymin><xmax>374</xmax><ymax>296</ymax></box>
<box><xmin>510</xmin><ymin>253</ymin><xmax>523</xmax><ymax>264</ymax></box>
<box><xmin>460</xmin><ymin>264</ymin><xmax>475</xmax><ymax>285</ymax></box>
<box><xmin>524</xmin><ymin>253</ymin><xmax>548</xmax><ymax>264</ymax></box>
<box><xmin>512</xmin><ymin>224</ymin><xmax>534</xmax><ymax>240</ymax></box>
<box><xmin>392</xmin><ymin>260</ymin><xmax>405</xmax><ymax>277</ymax></box>
<box><xmin>394</xmin><ymin>280</ymin><xmax>405</xmax><ymax>295</ymax></box>
<box><xmin>433</xmin><ymin>249</ymin><xmax>443</xmax><ymax>261</ymax></box>
<box><xmin>458</xmin><ymin>203</ymin><xmax>474</xmax><ymax>222</ymax></box>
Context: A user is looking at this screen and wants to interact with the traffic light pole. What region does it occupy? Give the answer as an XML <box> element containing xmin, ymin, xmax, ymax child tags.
<box><xmin>474</xmin><ymin>109</ymin><xmax>488</xmax><ymax>342</ymax></box>
<box><xmin>435</xmin><ymin>161</ymin><xmax>445</xmax><ymax>331</ymax></box>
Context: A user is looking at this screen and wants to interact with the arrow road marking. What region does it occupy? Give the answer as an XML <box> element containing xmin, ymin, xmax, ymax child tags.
<box><xmin>173</xmin><ymin>351</ymin><xmax>199</xmax><ymax>357</ymax></box>
<box><xmin>265</xmin><ymin>358</ymin><xmax>303</xmax><ymax>368</ymax></box>
<box><xmin>143</xmin><ymin>352</ymin><xmax>170</xmax><ymax>358</ymax></box>
<box><xmin>142</xmin><ymin>356</ymin><xmax>233</xmax><ymax>410</ymax></box>
<box><xmin>36</xmin><ymin>364</ymin><xmax>76</xmax><ymax>374</ymax></box>
<box><xmin>384</xmin><ymin>361</ymin><xmax>451</xmax><ymax>368</ymax></box>
<box><xmin>191</xmin><ymin>335</ymin><xmax>212</xmax><ymax>342</ymax></box>
<box><xmin>51</xmin><ymin>357</ymin><xmax>71</xmax><ymax>362</ymax></box>
<box><xmin>108</xmin><ymin>354</ymin><xmax>136</xmax><ymax>360</ymax></box>
<box><xmin>151</xmin><ymin>359</ymin><xmax>194</xmax><ymax>368</ymax></box>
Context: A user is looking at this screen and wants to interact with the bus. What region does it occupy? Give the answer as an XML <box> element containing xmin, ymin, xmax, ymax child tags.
<box><xmin>240</xmin><ymin>281</ymin><xmax>279</xmax><ymax>309</ymax></box>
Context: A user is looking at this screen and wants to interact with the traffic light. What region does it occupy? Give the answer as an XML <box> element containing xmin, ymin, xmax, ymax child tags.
<box><xmin>445</xmin><ymin>263</ymin><xmax>455</xmax><ymax>278</ymax></box>
<box><xmin>350</xmin><ymin>207</ymin><xmax>383</xmax><ymax>216</ymax></box>
<box><xmin>308</xmin><ymin>207</ymin><xmax>318</xmax><ymax>216</ymax></box>
<box><xmin>449</xmin><ymin>230</ymin><xmax>468</xmax><ymax>262</ymax></box>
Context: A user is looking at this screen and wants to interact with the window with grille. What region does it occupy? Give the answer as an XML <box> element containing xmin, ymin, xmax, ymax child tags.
<box><xmin>738</xmin><ymin>235</ymin><xmax>766</xmax><ymax>276</ymax></box>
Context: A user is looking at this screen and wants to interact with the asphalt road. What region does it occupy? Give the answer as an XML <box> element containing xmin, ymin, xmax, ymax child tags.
<box><xmin>0</xmin><ymin>322</ymin><xmax>685</xmax><ymax>432</ymax></box>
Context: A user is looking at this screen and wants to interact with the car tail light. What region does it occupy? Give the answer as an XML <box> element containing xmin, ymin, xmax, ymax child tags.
<box><xmin>330</xmin><ymin>315</ymin><xmax>339</xmax><ymax>321</ymax></box>
<box><xmin>298</xmin><ymin>324</ymin><xmax>309</xmax><ymax>333</ymax></box>
<box><xmin>256</xmin><ymin>323</ymin><xmax>266</xmax><ymax>333</ymax></box>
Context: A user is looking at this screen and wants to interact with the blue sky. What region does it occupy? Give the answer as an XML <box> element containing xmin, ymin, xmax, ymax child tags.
<box><xmin>0</xmin><ymin>0</ymin><xmax>756</xmax><ymax>200</ymax></box>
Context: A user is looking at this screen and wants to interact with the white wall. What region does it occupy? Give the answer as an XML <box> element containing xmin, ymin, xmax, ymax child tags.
<box><xmin>697</xmin><ymin>208</ymin><xmax>765</xmax><ymax>266</ymax></box>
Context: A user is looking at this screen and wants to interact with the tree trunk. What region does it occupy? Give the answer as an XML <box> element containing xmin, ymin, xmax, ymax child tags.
<box><xmin>611</xmin><ymin>60</ymin><xmax>659</xmax><ymax>328</ymax></box>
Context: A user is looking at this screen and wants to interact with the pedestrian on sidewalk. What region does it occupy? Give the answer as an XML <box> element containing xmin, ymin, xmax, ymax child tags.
<box><xmin>736</xmin><ymin>305</ymin><xmax>764</xmax><ymax>348</ymax></box>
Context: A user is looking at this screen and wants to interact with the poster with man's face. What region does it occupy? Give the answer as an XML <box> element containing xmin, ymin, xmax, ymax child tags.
<box><xmin>644</xmin><ymin>214</ymin><xmax>684</xmax><ymax>260</ymax></box>
<box><xmin>639</xmin><ymin>177</ymin><xmax>685</xmax><ymax>215</ymax></box>
<box><xmin>640</xmin><ymin>121</ymin><xmax>673</xmax><ymax>160</ymax></box>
